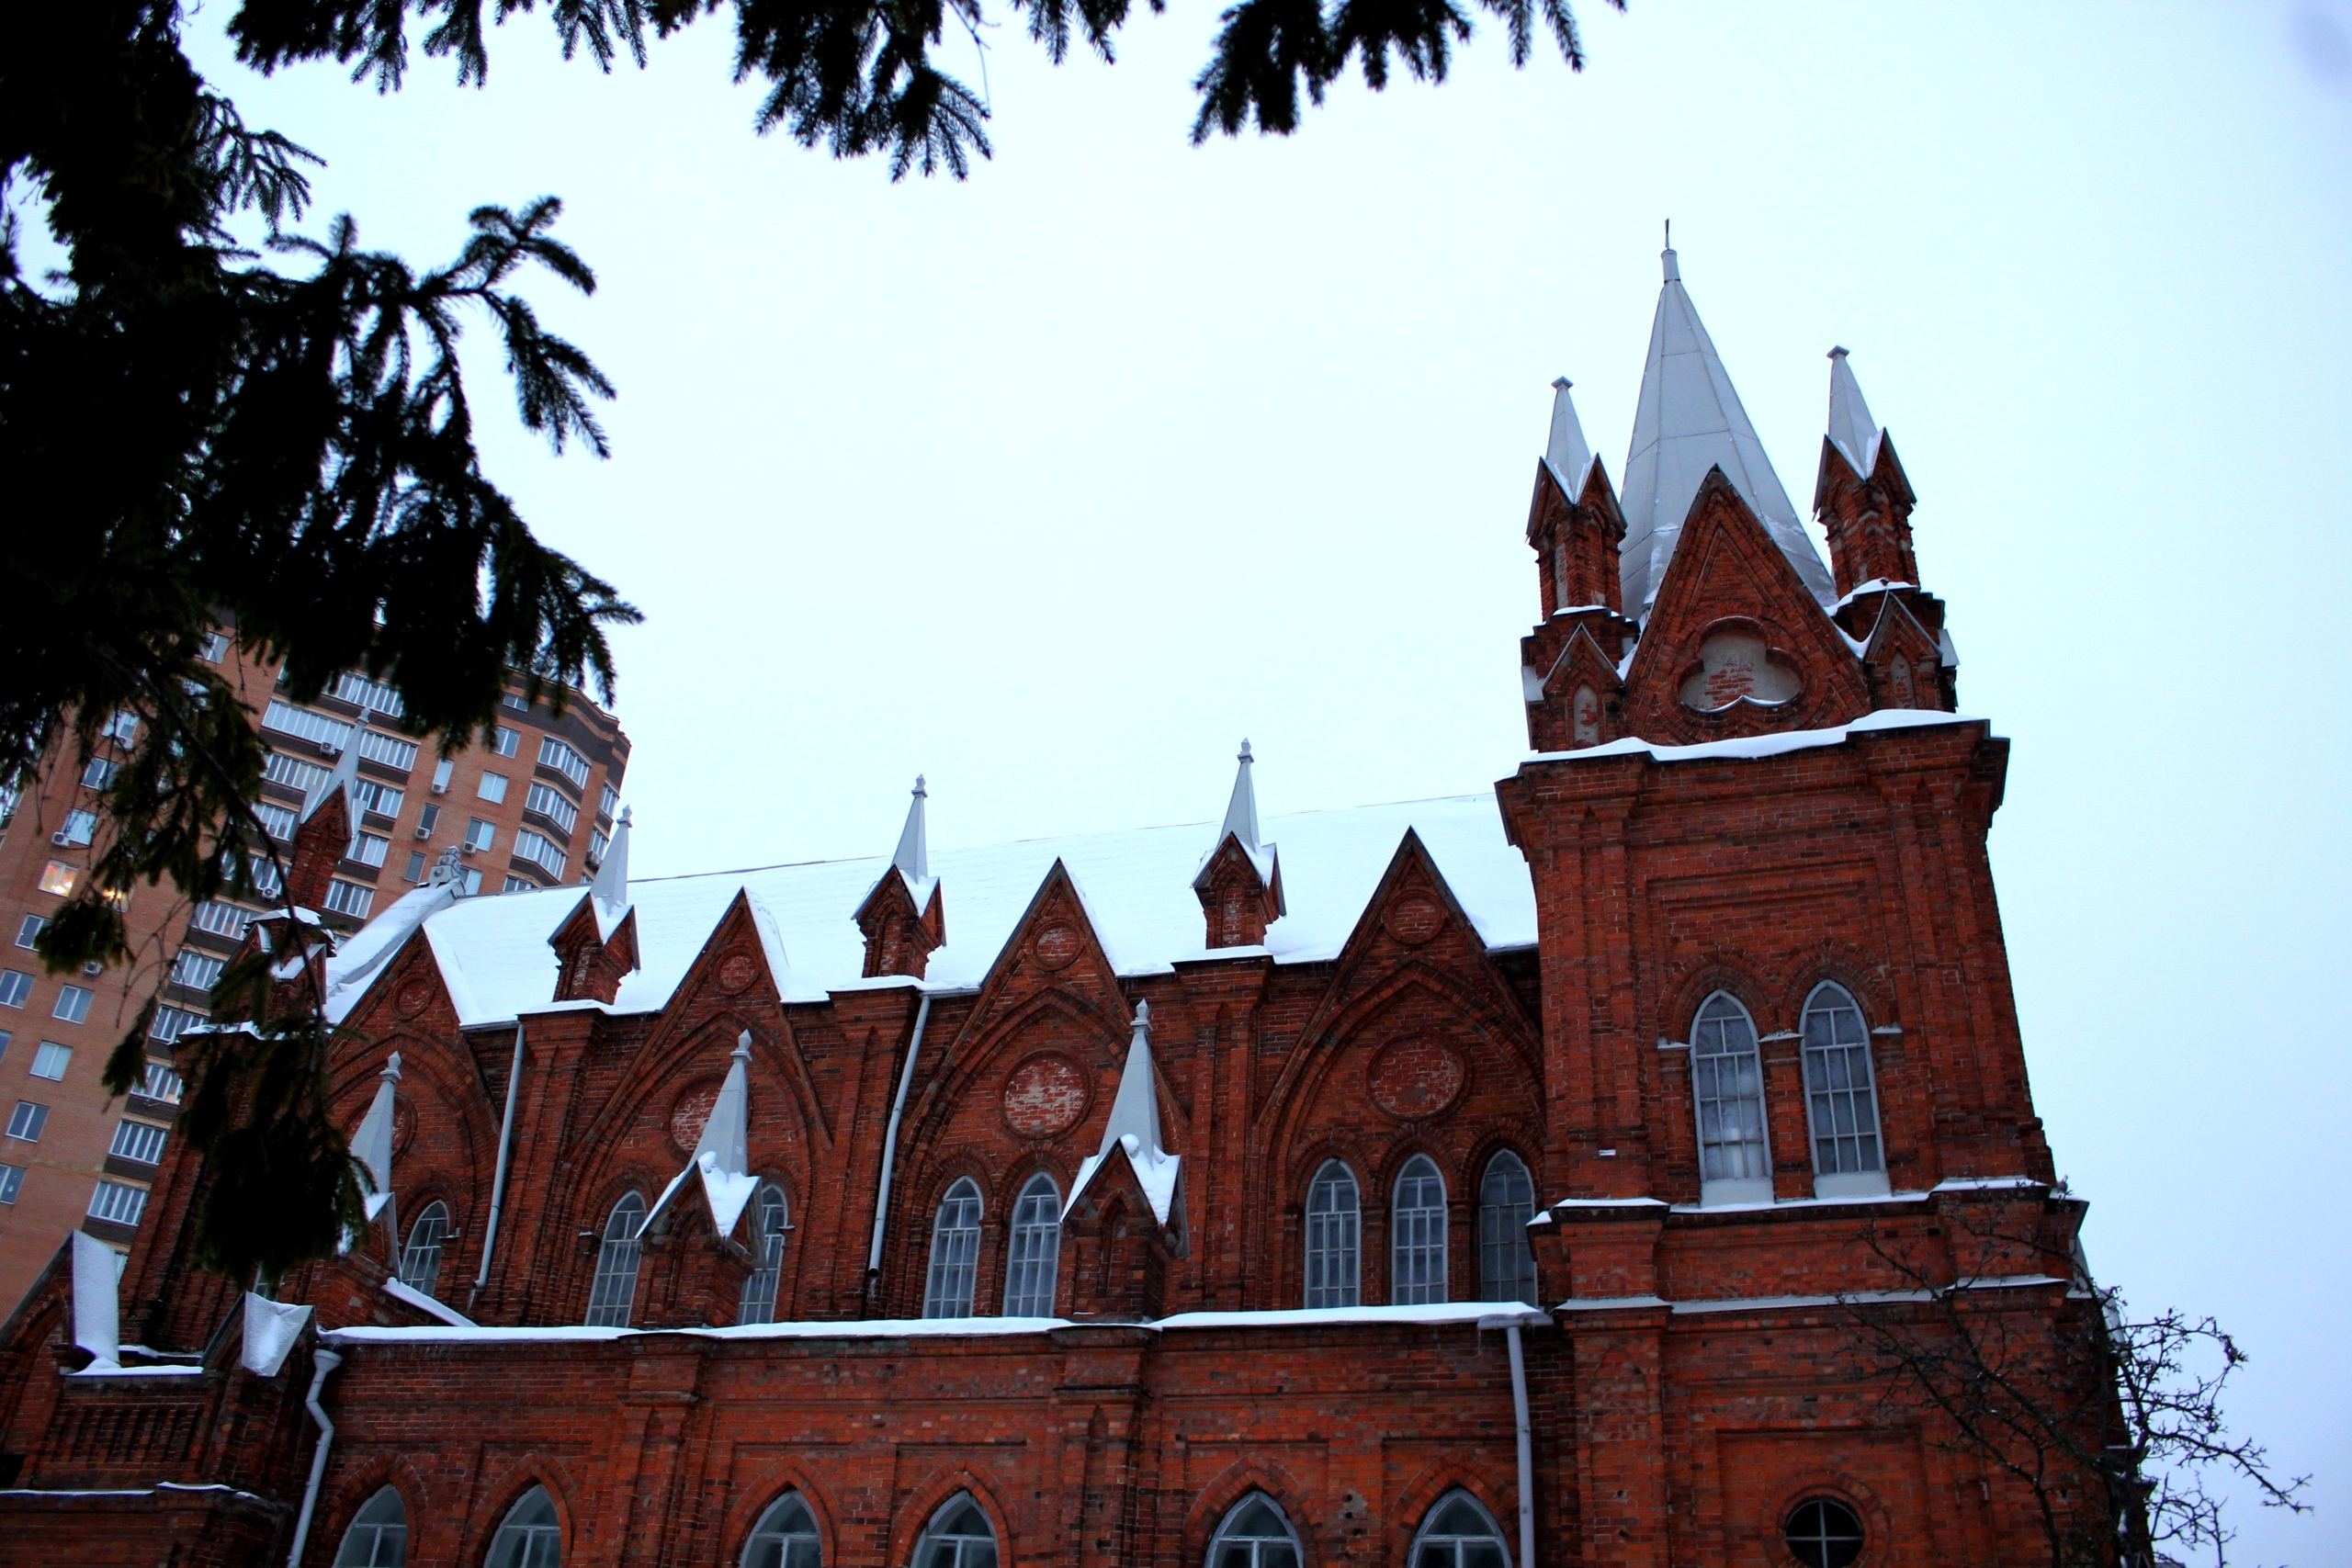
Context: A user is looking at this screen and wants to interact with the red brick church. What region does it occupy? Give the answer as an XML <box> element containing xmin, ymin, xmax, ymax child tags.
<box><xmin>0</xmin><ymin>250</ymin><xmax>2099</xmax><ymax>1568</ymax></box>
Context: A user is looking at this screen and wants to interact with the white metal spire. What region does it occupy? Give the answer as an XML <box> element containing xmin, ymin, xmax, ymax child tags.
<box><xmin>1064</xmin><ymin>1000</ymin><xmax>1181</xmax><ymax>1224</ymax></box>
<box><xmin>1825</xmin><ymin>345</ymin><xmax>1883</xmax><ymax>478</ymax></box>
<box><xmin>591</xmin><ymin>805</ymin><xmax>631</xmax><ymax>906</ymax></box>
<box><xmin>1220</xmin><ymin>742</ymin><xmax>1260</xmax><ymax>852</ymax></box>
<box><xmin>1618</xmin><ymin>246</ymin><xmax>1837</xmax><ymax>615</ymax></box>
<box><xmin>1543</xmin><ymin>377</ymin><xmax>1596</xmax><ymax>498</ymax></box>
<box><xmin>348</xmin><ymin>1052</ymin><xmax>402</xmax><ymax>1235</ymax></box>
<box><xmin>70</xmin><ymin>1231</ymin><xmax>120</xmax><ymax>1371</ymax></box>
<box><xmin>300</xmin><ymin>716</ymin><xmax>365</xmax><ymax>824</ymax></box>
<box><xmin>646</xmin><ymin>1030</ymin><xmax>759</xmax><ymax>1239</ymax></box>
<box><xmin>894</xmin><ymin>776</ymin><xmax>930</xmax><ymax>885</ymax></box>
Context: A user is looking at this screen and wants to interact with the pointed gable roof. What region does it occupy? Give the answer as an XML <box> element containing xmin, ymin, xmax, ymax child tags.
<box><xmin>1064</xmin><ymin>1000</ymin><xmax>1181</xmax><ymax>1225</ymax></box>
<box><xmin>1619</xmin><ymin>247</ymin><xmax>1835</xmax><ymax>615</ymax></box>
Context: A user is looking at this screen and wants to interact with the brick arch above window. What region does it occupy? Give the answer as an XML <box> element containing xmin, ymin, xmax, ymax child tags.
<box><xmin>1181</xmin><ymin>1460</ymin><xmax>1319</xmax><ymax>1568</ymax></box>
<box><xmin>885</xmin><ymin>1469</ymin><xmax>1018</xmax><ymax>1568</ymax></box>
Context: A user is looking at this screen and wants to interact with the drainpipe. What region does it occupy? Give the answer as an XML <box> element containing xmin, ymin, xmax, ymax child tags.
<box><xmin>1507</xmin><ymin>1325</ymin><xmax>1536</xmax><ymax>1568</ymax></box>
<box><xmin>469</xmin><ymin>1025</ymin><xmax>527</xmax><ymax>1308</ymax></box>
<box><xmin>286</xmin><ymin>1348</ymin><xmax>345</xmax><ymax>1567</ymax></box>
<box><xmin>865</xmin><ymin>990</ymin><xmax>933</xmax><ymax>1304</ymax></box>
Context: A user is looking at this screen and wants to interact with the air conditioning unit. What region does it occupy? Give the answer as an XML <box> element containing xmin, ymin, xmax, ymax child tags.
<box><xmin>430</xmin><ymin>779</ymin><xmax>448</xmax><ymax>795</ymax></box>
<box><xmin>51</xmin><ymin>830</ymin><xmax>72</xmax><ymax>845</ymax></box>
<box><xmin>413</xmin><ymin>824</ymin><xmax>433</xmax><ymax>839</ymax></box>
<box><xmin>316</xmin><ymin>739</ymin><xmax>338</xmax><ymax>757</ymax></box>
<box><xmin>81</xmin><ymin>962</ymin><xmax>104</xmax><ymax>976</ymax></box>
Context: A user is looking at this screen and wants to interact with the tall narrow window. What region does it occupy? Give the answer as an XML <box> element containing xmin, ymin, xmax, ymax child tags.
<box><xmin>1691</xmin><ymin>992</ymin><xmax>1771</xmax><ymax>1205</ymax></box>
<box><xmin>334</xmin><ymin>1484</ymin><xmax>408</xmax><ymax>1567</ymax></box>
<box><xmin>400</xmin><ymin>1201</ymin><xmax>451</xmax><ymax>1298</ymax></box>
<box><xmin>1409</xmin><ymin>1492</ymin><xmax>1510</xmax><ymax>1568</ymax></box>
<box><xmin>1002</xmin><ymin>1172</ymin><xmax>1061</xmax><ymax>1316</ymax></box>
<box><xmin>485</xmin><ymin>1486</ymin><xmax>561</xmax><ymax>1568</ymax></box>
<box><xmin>1304</xmin><ymin>1159</ymin><xmax>1360</xmax><ymax>1308</ymax></box>
<box><xmin>585</xmin><ymin>1191</ymin><xmax>644</xmax><ymax>1326</ymax></box>
<box><xmin>1207</xmin><ymin>1495</ymin><xmax>1301</xmax><ymax>1568</ymax></box>
<box><xmin>922</xmin><ymin>1178</ymin><xmax>982</xmax><ymax>1317</ymax></box>
<box><xmin>742</xmin><ymin>1493</ymin><xmax>821</xmax><ymax>1568</ymax></box>
<box><xmin>913</xmin><ymin>1495</ymin><xmax>997</xmax><ymax>1568</ymax></box>
<box><xmin>739</xmin><ymin>1184</ymin><xmax>789</xmax><ymax>1325</ymax></box>
<box><xmin>1391</xmin><ymin>1155</ymin><xmax>1447</xmax><ymax>1304</ymax></box>
<box><xmin>1801</xmin><ymin>983</ymin><xmax>1889</xmax><ymax>1198</ymax></box>
<box><xmin>1477</xmin><ymin>1151</ymin><xmax>1538</xmax><ymax>1306</ymax></box>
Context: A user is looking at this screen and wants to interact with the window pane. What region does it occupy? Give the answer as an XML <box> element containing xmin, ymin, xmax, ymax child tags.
<box><xmin>1305</xmin><ymin>1162</ymin><xmax>1360</xmax><ymax>1308</ymax></box>
<box><xmin>1800</xmin><ymin>986</ymin><xmax>1884</xmax><ymax>1178</ymax></box>
<box><xmin>586</xmin><ymin>1194</ymin><xmax>645</xmax><ymax>1325</ymax></box>
<box><xmin>1692</xmin><ymin>993</ymin><xmax>1769</xmax><ymax>1185</ymax></box>
<box><xmin>1002</xmin><ymin>1173</ymin><xmax>1061</xmax><ymax>1316</ymax></box>
<box><xmin>1391</xmin><ymin>1156</ymin><xmax>1447</xmax><ymax>1305</ymax></box>
<box><xmin>923</xmin><ymin>1179</ymin><xmax>983</xmax><ymax>1317</ymax></box>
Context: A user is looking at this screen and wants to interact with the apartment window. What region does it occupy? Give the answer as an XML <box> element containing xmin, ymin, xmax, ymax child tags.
<box><xmin>0</xmin><ymin>1031</ymin><xmax>8</xmax><ymax>1065</ymax></box>
<box><xmin>227</xmin><ymin>852</ymin><xmax>284</xmax><ymax>898</ymax></box>
<box><xmin>332</xmin><ymin>1486</ymin><xmax>408</xmax><ymax>1568</ymax></box>
<box><xmin>189</xmin><ymin>901</ymin><xmax>251</xmax><ymax>941</ymax></box>
<box><xmin>502</xmin><ymin>690</ymin><xmax>530</xmax><ymax>712</ymax></box>
<box><xmin>585</xmin><ymin>1191</ymin><xmax>646</xmax><ymax>1326</ymax></box>
<box><xmin>458</xmin><ymin>868</ymin><xmax>483</xmax><ymax>897</ymax></box>
<box><xmin>477</xmin><ymin>771</ymin><xmax>511</xmax><ymax>804</ymax></box>
<box><xmin>400</xmin><ymin>1201</ymin><xmax>451</xmax><ymax>1297</ymax></box>
<box><xmin>432</xmin><ymin>758</ymin><xmax>456</xmax><ymax>794</ymax></box>
<box><xmin>922</xmin><ymin>1178</ymin><xmax>983</xmax><ymax>1317</ymax></box>
<box><xmin>38</xmin><ymin>861</ymin><xmax>79</xmax><ymax>897</ymax></box>
<box><xmin>141</xmin><ymin>1061</ymin><xmax>186</xmax><ymax>1103</ymax></box>
<box><xmin>31</xmin><ymin>1042</ymin><xmax>73</xmax><ymax>1080</ymax></box>
<box><xmin>1477</xmin><ymin>1151</ymin><xmax>1539</xmax><ymax>1306</ymax></box>
<box><xmin>8</xmin><ymin>1102</ymin><xmax>49</xmax><ymax>1141</ymax></box>
<box><xmin>464</xmin><ymin>818</ymin><xmax>497</xmax><ymax>853</ymax></box>
<box><xmin>323</xmin><ymin>880</ymin><xmax>376</xmax><ymax>919</ymax></box>
<box><xmin>57</xmin><ymin>808</ymin><xmax>97</xmax><ymax>846</ymax></box>
<box><xmin>739</xmin><ymin>1185</ymin><xmax>789</xmax><ymax>1325</ymax></box>
<box><xmin>514</xmin><ymin>829</ymin><xmax>568</xmax><ymax>881</ymax></box>
<box><xmin>109</xmin><ymin>1120</ymin><xmax>167</xmax><ymax>1166</ymax></box>
<box><xmin>81</xmin><ymin>758</ymin><xmax>119</xmax><ymax>791</ymax></box>
<box><xmin>261</xmin><ymin>699</ymin><xmax>353</xmax><ymax>751</ymax></box>
<box><xmin>0</xmin><ymin>1165</ymin><xmax>20</xmax><ymax>1203</ymax></box>
<box><xmin>103</xmin><ymin>710</ymin><xmax>139</xmax><ymax>745</ymax></box>
<box><xmin>1408</xmin><ymin>1494</ymin><xmax>1510</xmax><ymax>1568</ymax></box>
<box><xmin>0</xmin><ymin>971</ymin><xmax>26</xmax><ymax>1008</ymax></box>
<box><xmin>1391</xmin><ymin>1154</ymin><xmax>1448</xmax><ymax>1305</ymax></box>
<box><xmin>913</xmin><ymin>1495</ymin><xmax>997</xmax><ymax>1568</ymax></box>
<box><xmin>198</xmin><ymin>631</ymin><xmax>230</xmax><ymax>662</ymax></box>
<box><xmin>171</xmin><ymin>951</ymin><xmax>225</xmax><ymax>992</ymax></box>
<box><xmin>89</xmin><ymin>1179</ymin><xmax>147</xmax><ymax>1226</ymax></box>
<box><xmin>262</xmin><ymin>750</ymin><xmax>330</xmax><ymax>795</ymax></box>
<box><xmin>52</xmin><ymin>986</ymin><xmax>93</xmax><ymax>1024</ymax></box>
<box><xmin>598</xmin><ymin>784</ymin><xmax>620</xmax><ymax>820</ymax></box>
<box><xmin>1801</xmin><ymin>982</ymin><xmax>1888</xmax><ymax>1198</ymax></box>
<box><xmin>254</xmin><ymin>800</ymin><xmax>298</xmax><ymax>841</ymax></box>
<box><xmin>416</xmin><ymin>802</ymin><xmax>440</xmax><ymax>836</ymax></box>
<box><xmin>537</xmin><ymin>736</ymin><xmax>590</xmax><ymax>789</ymax></box>
<box><xmin>15</xmin><ymin>916</ymin><xmax>47</xmax><ymax>950</ymax></box>
<box><xmin>589</xmin><ymin>827</ymin><xmax>609</xmax><ymax>863</ymax></box>
<box><xmin>525</xmin><ymin>783</ymin><xmax>579</xmax><ymax>835</ymax></box>
<box><xmin>492</xmin><ymin>725</ymin><xmax>520</xmax><ymax>757</ymax></box>
<box><xmin>1002</xmin><ymin>1172</ymin><xmax>1061</xmax><ymax>1316</ymax></box>
<box><xmin>403</xmin><ymin>851</ymin><xmax>426</xmax><ymax>884</ymax></box>
<box><xmin>149</xmin><ymin>1006</ymin><xmax>201</xmax><ymax>1045</ymax></box>
<box><xmin>1207</xmin><ymin>1495</ymin><xmax>1300</xmax><ymax>1568</ymax></box>
<box><xmin>356</xmin><ymin>729</ymin><xmax>420</xmax><ymax>773</ymax></box>
<box><xmin>1692</xmin><ymin>991</ymin><xmax>1771</xmax><ymax>1205</ymax></box>
<box><xmin>333</xmin><ymin>671</ymin><xmax>405</xmax><ymax>718</ymax></box>
<box><xmin>1305</xmin><ymin>1159</ymin><xmax>1361</xmax><ymax>1308</ymax></box>
<box><xmin>347</xmin><ymin>832</ymin><xmax>391</xmax><ymax>868</ymax></box>
<box><xmin>503</xmin><ymin>875</ymin><xmax>536</xmax><ymax>894</ymax></box>
<box><xmin>742</xmin><ymin>1494</ymin><xmax>820</xmax><ymax>1568</ymax></box>
<box><xmin>353</xmin><ymin>780</ymin><xmax>404</xmax><ymax>819</ymax></box>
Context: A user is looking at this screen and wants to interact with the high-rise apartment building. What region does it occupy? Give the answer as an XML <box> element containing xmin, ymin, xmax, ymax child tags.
<box><xmin>0</xmin><ymin>644</ymin><xmax>628</xmax><ymax>1313</ymax></box>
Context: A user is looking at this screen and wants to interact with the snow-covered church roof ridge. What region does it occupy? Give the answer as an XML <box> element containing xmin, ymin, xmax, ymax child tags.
<box><xmin>1825</xmin><ymin>345</ymin><xmax>1883</xmax><ymax>479</ymax></box>
<box><xmin>1543</xmin><ymin>377</ymin><xmax>1598</xmax><ymax>498</ymax></box>
<box><xmin>1618</xmin><ymin>246</ymin><xmax>1837</xmax><ymax>615</ymax></box>
<box><xmin>1065</xmin><ymin>1000</ymin><xmax>1181</xmax><ymax>1224</ymax></box>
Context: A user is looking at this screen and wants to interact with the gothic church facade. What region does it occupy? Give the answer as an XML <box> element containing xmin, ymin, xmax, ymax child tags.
<box><xmin>0</xmin><ymin>251</ymin><xmax>2094</xmax><ymax>1568</ymax></box>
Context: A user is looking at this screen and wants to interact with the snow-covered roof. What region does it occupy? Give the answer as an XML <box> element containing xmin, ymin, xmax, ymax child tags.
<box><xmin>365</xmin><ymin>793</ymin><xmax>1534</xmax><ymax>1030</ymax></box>
<box><xmin>1619</xmin><ymin>249</ymin><xmax>1837</xmax><ymax>615</ymax></box>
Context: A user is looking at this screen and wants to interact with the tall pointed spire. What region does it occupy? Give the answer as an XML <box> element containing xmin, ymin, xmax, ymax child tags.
<box><xmin>1218</xmin><ymin>742</ymin><xmax>1260</xmax><ymax>854</ymax></box>
<box><xmin>300</xmin><ymin>715</ymin><xmax>365</xmax><ymax>823</ymax></box>
<box><xmin>1618</xmin><ymin>245</ymin><xmax>1836</xmax><ymax>615</ymax></box>
<box><xmin>1825</xmin><ymin>346</ymin><xmax>1881</xmax><ymax>478</ymax></box>
<box><xmin>348</xmin><ymin>1052</ymin><xmax>402</xmax><ymax>1238</ymax></box>
<box><xmin>1544</xmin><ymin>377</ymin><xmax>1595</xmax><ymax>498</ymax></box>
<box><xmin>893</xmin><ymin>776</ymin><xmax>930</xmax><ymax>885</ymax></box>
<box><xmin>1064</xmin><ymin>1000</ymin><xmax>1181</xmax><ymax>1225</ymax></box>
<box><xmin>591</xmin><ymin>805</ymin><xmax>631</xmax><ymax>905</ymax></box>
<box><xmin>645</xmin><ymin>1030</ymin><xmax>759</xmax><ymax>1238</ymax></box>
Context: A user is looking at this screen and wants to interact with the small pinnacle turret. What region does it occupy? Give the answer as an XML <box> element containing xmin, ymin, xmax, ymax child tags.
<box><xmin>1544</xmin><ymin>378</ymin><xmax>1596</xmax><ymax>501</ymax></box>
<box><xmin>858</xmin><ymin>776</ymin><xmax>944</xmax><ymax>978</ymax></box>
<box><xmin>1194</xmin><ymin>740</ymin><xmax>1282</xmax><ymax>947</ymax></box>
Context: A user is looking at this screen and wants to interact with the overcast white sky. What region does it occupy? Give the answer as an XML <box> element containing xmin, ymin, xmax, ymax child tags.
<box><xmin>153</xmin><ymin>0</ymin><xmax>2352</xmax><ymax>1556</ymax></box>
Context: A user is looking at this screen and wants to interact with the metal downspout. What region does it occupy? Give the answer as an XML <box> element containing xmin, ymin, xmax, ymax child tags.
<box><xmin>469</xmin><ymin>1025</ymin><xmax>526</xmax><ymax>1309</ymax></box>
<box><xmin>865</xmin><ymin>990</ymin><xmax>933</xmax><ymax>1303</ymax></box>
<box><xmin>286</xmin><ymin>1348</ymin><xmax>344</xmax><ymax>1567</ymax></box>
<box><xmin>1508</xmin><ymin>1324</ymin><xmax>1536</xmax><ymax>1568</ymax></box>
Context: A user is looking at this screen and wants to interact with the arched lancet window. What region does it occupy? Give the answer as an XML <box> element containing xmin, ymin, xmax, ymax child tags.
<box><xmin>484</xmin><ymin>1486</ymin><xmax>560</xmax><ymax>1568</ymax></box>
<box><xmin>1691</xmin><ymin>992</ymin><xmax>1770</xmax><ymax>1205</ymax></box>
<box><xmin>1002</xmin><ymin>1172</ymin><xmax>1061</xmax><ymax>1317</ymax></box>
<box><xmin>742</xmin><ymin>1491</ymin><xmax>820</xmax><ymax>1568</ymax></box>
<box><xmin>912</xmin><ymin>1494</ymin><xmax>998</xmax><ymax>1568</ymax></box>
<box><xmin>1304</xmin><ymin>1159</ymin><xmax>1360</xmax><ymax>1309</ymax></box>
<box><xmin>1390</xmin><ymin>1155</ymin><xmax>1447</xmax><ymax>1305</ymax></box>
<box><xmin>333</xmin><ymin>1484</ymin><xmax>408</xmax><ymax>1567</ymax></box>
<box><xmin>1801</xmin><ymin>983</ymin><xmax>1889</xmax><ymax>1198</ymax></box>
<box><xmin>1476</xmin><ymin>1152</ymin><xmax>1538</xmax><ymax>1306</ymax></box>
<box><xmin>739</xmin><ymin>1184</ymin><xmax>790</xmax><ymax>1325</ymax></box>
<box><xmin>584</xmin><ymin>1191</ymin><xmax>645</xmax><ymax>1327</ymax></box>
<box><xmin>398</xmin><ymin>1201</ymin><xmax>450</xmax><ymax>1299</ymax></box>
<box><xmin>1207</xmin><ymin>1493</ymin><xmax>1301</xmax><ymax>1568</ymax></box>
<box><xmin>923</xmin><ymin>1178</ymin><xmax>983</xmax><ymax>1318</ymax></box>
<box><xmin>1783</xmin><ymin>1498</ymin><xmax>1864</xmax><ymax>1568</ymax></box>
<box><xmin>1408</xmin><ymin>1491</ymin><xmax>1509</xmax><ymax>1568</ymax></box>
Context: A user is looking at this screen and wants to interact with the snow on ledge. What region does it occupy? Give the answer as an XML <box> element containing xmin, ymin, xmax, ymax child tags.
<box><xmin>1154</xmin><ymin>1303</ymin><xmax>1549</xmax><ymax>1332</ymax></box>
<box><xmin>381</xmin><ymin>1277</ymin><xmax>477</xmax><ymax>1327</ymax></box>
<box><xmin>62</xmin><ymin>1362</ymin><xmax>208</xmax><ymax>1379</ymax></box>
<box><xmin>1526</xmin><ymin>708</ymin><xmax>1984</xmax><ymax>770</ymax></box>
<box><xmin>1931</xmin><ymin>1176</ymin><xmax>2050</xmax><ymax>1192</ymax></box>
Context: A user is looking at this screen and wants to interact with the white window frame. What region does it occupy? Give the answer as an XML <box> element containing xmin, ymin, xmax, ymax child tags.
<box><xmin>31</xmin><ymin>1042</ymin><xmax>73</xmax><ymax>1080</ymax></box>
<box><xmin>526</xmin><ymin>782</ymin><xmax>580</xmax><ymax>835</ymax></box>
<box><xmin>537</xmin><ymin>736</ymin><xmax>591</xmax><ymax>789</ymax></box>
<box><xmin>347</xmin><ymin>832</ymin><xmax>391</xmax><ymax>868</ymax></box>
<box><xmin>741</xmin><ymin>1492</ymin><xmax>820</xmax><ymax>1568</ymax></box>
<box><xmin>323</xmin><ymin>880</ymin><xmax>375</xmax><ymax>919</ymax></box>
<box><xmin>6</xmin><ymin>1100</ymin><xmax>47</xmax><ymax>1141</ymax></box>
<box><xmin>1001</xmin><ymin>1172</ymin><xmax>1061</xmax><ymax>1316</ymax></box>
<box><xmin>477</xmin><ymin>771</ymin><xmax>511</xmax><ymax>804</ymax></box>
<box><xmin>1390</xmin><ymin>1154</ymin><xmax>1447</xmax><ymax>1304</ymax></box>
<box><xmin>739</xmin><ymin>1184</ymin><xmax>790</xmax><ymax>1325</ymax></box>
<box><xmin>332</xmin><ymin>1483</ymin><xmax>408</xmax><ymax>1567</ymax></box>
<box><xmin>0</xmin><ymin>971</ymin><xmax>24</xmax><ymax>1009</ymax></box>
<box><xmin>485</xmin><ymin>1486</ymin><xmax>560</xmax><ymax>1568</ymax></box>
<box><xmin>109</xmin><ymin>1119</ymin><xmax>166</xmax><ymax>1165</ymax></box>
<box><xmin>1206</xmin><ymin>1493</ymin><xmax>1304</xmax><ymax>1568</ymax></box>
<box><xmin>59</xmin><ymin>808</ymin><xmax>98</xmax><ymax>846</ymax></box>
<box><xmin>922</xmin><ymin>1177</ymin><xmax>983</xmax><ymax>1317</ymax></box>
<box><xmin>1691</xmin><ymin>991</ymin><xmax>1772</xmax><ymax>1205</ymax></box>
<box><xmin>1408</xmin><ymin>1491</ymin><xmax>1511</xmax><ymax>1568</ymax></box>
<box><xmin>1304</xmin><ymin>1159</ymin><xmax>1360</xmax><ymax>1308</ymax></box>
<box><xmin>585</xmin><ymin>1191</ymin><xmax>645</xmax><ymax>1325</ymax></box>
<box><xmin>37</xmin><ymin>861</ymin><xmax>78</xmax><ymax>897</ymax></box>
<box><xmin>912</xmin><ymin>1494</ymin><xmax>998</xmax><ymax>1568</ymax></box>
<box><xmin>89</xmin><ymin>1179</ymin><xmax>147</xmax><ymax>1225</ymax></box>
<box><xmin>52</xmin><ymin>985</ymin><xmax>93</xmax><ymax>1024</ymax></box>
<box><xmin>401</xmin><ymin>1201</ymin><xmax>452</xmax><ymax>1298</ymax></box>
<box><xmin>492</xmin><ymin>725</ymin><xmax>520</xmax><ymax>758</ymax></box>
<box><xmin>1800</xmin><ymin>983</ymin><xmax>1890</xmax><ymax>1199</ymax></box>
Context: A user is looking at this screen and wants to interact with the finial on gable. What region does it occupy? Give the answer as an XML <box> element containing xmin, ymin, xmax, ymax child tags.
<box><xmin>894</xmin><ymin>775</ymin><xmax>930</xmax><ymax>885</ymax></box>
<box><xmin>733</xmin><ymin>1029</ymin><xmax>752</xmax><ymax>1065</ymax></box>
<box><xmin>591</xmin><ymin>805</ymin><xmax>631</xmax><ymax>906</ymax></box>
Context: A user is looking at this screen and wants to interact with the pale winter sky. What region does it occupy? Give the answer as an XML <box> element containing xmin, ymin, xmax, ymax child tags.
<box><xmin>123</xmin><ymin>0</ymin><xmax>2352</xmax><ymax>1557</ymax></box>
